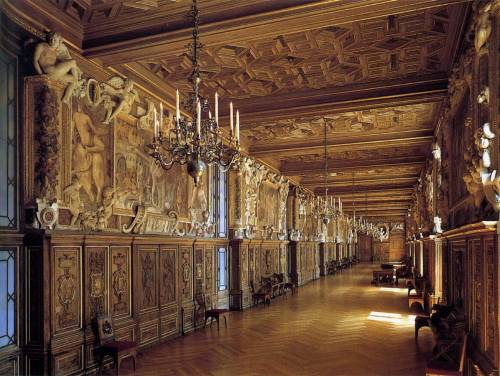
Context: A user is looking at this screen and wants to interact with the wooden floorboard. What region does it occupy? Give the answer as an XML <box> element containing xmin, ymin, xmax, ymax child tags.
<box><xmin>115</xmin><ymin>263</ymin><xmax>434</xmax><ymax>375</ymax></box>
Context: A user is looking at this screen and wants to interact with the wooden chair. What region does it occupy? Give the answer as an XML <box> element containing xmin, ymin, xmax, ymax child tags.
<box><xmin>97</xmin><ymin>315</ymin><xmax>137</xmax><ymax>375</ymax></box>
<box><xmin>194</xmin><ymin>293</ymin><xmax>228</xmax><ymax>331</ymax></box>
<box><xmin>409</xmin><ymin>283</ymin><xmax>427</xmax><ymax>311</ymax></box>
<box><xmin>250</xmin><ymin>280</ymin><xmax>271</xmax><ymax>306</ymax></box>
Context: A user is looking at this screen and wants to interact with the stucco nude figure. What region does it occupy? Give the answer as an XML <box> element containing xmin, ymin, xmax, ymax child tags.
<box><xmin>33</xmin><ymin>32</ymin><xmax>81</xmax><ymax>103</ymax></box>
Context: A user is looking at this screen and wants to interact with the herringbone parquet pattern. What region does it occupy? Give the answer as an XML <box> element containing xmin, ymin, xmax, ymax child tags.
<box><xmin>117</xmin><ymin>264</ymin><xmax>433</xmax><ymax>375</ymax></box>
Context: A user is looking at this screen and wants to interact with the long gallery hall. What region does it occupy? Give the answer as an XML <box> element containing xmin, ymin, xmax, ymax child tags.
<box><xmin>0</xmin><ymin>1</ymin><xmax>499</xmax><ymax>375</ymax></box>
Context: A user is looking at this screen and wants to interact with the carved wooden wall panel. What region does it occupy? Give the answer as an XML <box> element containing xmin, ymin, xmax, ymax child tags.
<box><xmin>138</xmin><ymin>248</ymin><xmax>158</xmax><ymax>312</ymax></box>
<box><xmin>388</xmin><ymin>233</ymin><xmax>405</xmax><ymax>262</ymax></box>
<box><xmin>52</xmin><ymin>246</ymin><xmax>81</xmax><ymax>335</ymax></box>
<box><xmin>247</xmin><ymin>245</ymin><xmax>254</xmax><ymax>287</ymax></box>
<box><xmin>85</xmin><ymin>246</ymin><xmax>108</xmax><ymax>322</ymax></box>
<box><xmin>110</xmin><ymin>246</ymin><xmax>131</xmax><ymax>318</ymax></box>
<box><xmin>179</xmin><ymin>246</ymin><xmax>193</xmax><ymax>303</ymax></box>
<box><xmin>159</xmin><ymin>247</ymin><xmax>177</xmax><ymax>307</ymax></box>
<box><xmin>204</xmin><ymin>245</ymin><xmax>215</xmax><ymax>297</ymax></box>
<box><xmin>449</xmin><ymin>241</ymin><xmax>466</xmax><ymax>308</ymax></box>
<box><xmin>136</xmin><ymin>246</ymin><xmax>159</xmax><ymax>346</ymax></box>
<box><xmin>442</xmin><ymin>228</ymin><xmax>500</xmax><ymax>374</ymax></box>
<box><xmin>25</xmin><ymin>246</ymin><xmax>43</xmax><ymax>348</ymax></box>
<box><xmin>485</xmin><ymin>237</ymin><xmax>498</xmax><ymax>363</ymax></box>
<box><xmin>471</xmin><ymin>238</ymin><xmax>485</xmax><ymax>351</ymax></box>
<box><xmin>240</xmin><ymin>242</ymin><xmax>249</xmax><ymax>308</ymax></box>
<box><xmin>159</xmin><ymin>246</ymin><xmax>177</xmax><ymax>339</ymax></box>
<box><xmin>194</xmin><ymin>247</ymin><xmax>204</xmax><ymax>296</ymax></box>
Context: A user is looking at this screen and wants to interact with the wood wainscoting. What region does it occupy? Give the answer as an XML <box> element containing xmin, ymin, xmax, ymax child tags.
<box><xmin>22</xmin><ymin>231</ymin><xmax>227</xmax><ymax>375</ymax></box>
<box><xmin>412</xmin><ymin>222</ymin><xmax>500</xmax><ymax>375</ymax></box>
<box><xmin>229</xmin><ymin>239</ymin><xmax>289</xmax><ymax>310</ymax></box>
<box><xmin>289</xmin><ymin>241</ymin><xmax>320</xmax><ymax>287</ymax></box>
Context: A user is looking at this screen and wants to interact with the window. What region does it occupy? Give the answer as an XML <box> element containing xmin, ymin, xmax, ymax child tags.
<box><xmin>212</xmin><ymin>165</ymin><xmax>227</xmax><ymax>238</ymax></box>
<box><xmin>0</xmin><ymin>248</ymin><xmax>15</xmax><ymax>348</ymax></box>
<box><xmin>0</xmin><ymin>48</ymin><xmax>18</xmax><ymax>229</ymax></box>
<box><xmin>217</xmin><ymin>247</ymin><xmax>228</xmax><ymax>291</ymax></box>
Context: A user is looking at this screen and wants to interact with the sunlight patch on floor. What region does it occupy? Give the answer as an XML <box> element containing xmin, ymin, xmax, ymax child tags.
<box><xmin>367</xmin><ymin>311</ymin><xmax>416</xmax><ymax>325</ymax></box>
<box><xmin>378</xmin><ymin>287</ymin><xmax>408</xmax><ymax>294</ymax></box>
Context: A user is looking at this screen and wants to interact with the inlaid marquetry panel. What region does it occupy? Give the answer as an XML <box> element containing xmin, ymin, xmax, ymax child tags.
<box><xmin>52</xmin><ymin>246</ymin><xmax>81</xmax><ymax>335</ymax></box>
<box><xmin>110</xmin><ymin>246</ymin><xmax>131</xmax><ymax>318</ymax></box>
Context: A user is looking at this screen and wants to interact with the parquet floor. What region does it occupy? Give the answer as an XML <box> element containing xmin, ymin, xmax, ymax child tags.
<box><xmin>118</xmin><ymin>264</ymin><xmax>434</xmax><ymax>375</ymax></box>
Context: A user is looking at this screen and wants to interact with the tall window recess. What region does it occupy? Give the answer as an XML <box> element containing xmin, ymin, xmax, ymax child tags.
<box><xmin>212</xmin><ymin>165</ymin><xmax>228</xmax><ymax>238</ymax></box>
<box><xmin>217</xmin><ymin>247</ymin><xmax>228</xmax><ymax>291</ymax></box>
<box><xmin>0</xmin><ymin>47</ymin><xmax>18</xmax><ymax>229</ymax></box>
<box><xmin>0</xmin><ymin>248</ymin><xmax>16</xmax><ymax>348</ymax></box>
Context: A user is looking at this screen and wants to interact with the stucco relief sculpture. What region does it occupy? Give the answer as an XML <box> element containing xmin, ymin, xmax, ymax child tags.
<box><xmin>474</xmin><ymin>1</ymin><xmax>494</xmax><ymax>53</ymax></box>
<box><xmin>188</xmin><ymin>174</ymin><xmax>214</xmax><ymax>237</ymax></box>
<box><xmin>463</xmin><ymin>117</ymin><xmax>485</xmax><ymax>208</ymax></box>
<box><xmin>243</xmin><ymin>157</ymin><xmax>266</xmax><ymax>236</ymax></box>
<box><xmin>63</xmin><ymin>177</ymin><xmax>84</xmax><ymax>226</ymax></box>
<box><xmin>96</xmin><ymin>77</ymin><xmax>139</xmax><ymax>124</ymax></box>
<box><xmin>33</xmin><ymin>32</ymin><xmax>82</xmax><ymax>103</ymax></box>
<box><xmin>35</xmin><ymin>198</ymin><xmax>59</xmax><ymax>230</ymax></box>
<box><xmin>276</xmin><ymin>176</ymin><xmax>290</xmax><ymax>239</ymax></box>
<box><xmin>476</xmin><ymin>121</ymin><xmax>500</xmax><ymax>212</ymax></box>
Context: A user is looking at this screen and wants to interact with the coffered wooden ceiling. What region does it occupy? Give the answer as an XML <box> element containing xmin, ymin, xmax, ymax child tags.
<box><xmin>10</xmin><ymin>0</ymin><xmax>471</xmax><ymax>219</ymax></box>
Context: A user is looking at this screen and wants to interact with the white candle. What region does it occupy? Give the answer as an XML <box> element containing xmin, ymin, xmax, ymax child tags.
<box><xmin>176</xmin><ymin>89</ymin><xmax>180</xmax><ymax>128</ymax></box>
<box><xmin>229</xmin><ymin>102</ymin><xmax>234</xmax><ymax>137</ymax></box>
<box><xmin>333</xmin><ymin>198</ymin><xmax>335</xmax><ymax>211</ymax></box>
<box><xmin>154</xmin><ymin>108</ymin><xmax>157</xmax><ymax>137</ymax></box>
<box><xmin>160</xmin><ymin>102</ymin><xmax>163</xmax><ymax>132</ymax></box>
<box><xmin>209</xmin><ymin>110</ymin><xmax>212</xmax><ymax>119</ymax></box>
<box><xmin>236</xmin><ymin>110</ymin><xmax>240</xmax><ymax>144</ymax></box>
<box><xmin>215</xmin><ymin>92</ymin><xmax>219</xmax><ymax>124</ymax></box>
<box><xmin>196</xmin><ymin>100</ymin><xmax>201</xmax><ymax>135</ymax></box>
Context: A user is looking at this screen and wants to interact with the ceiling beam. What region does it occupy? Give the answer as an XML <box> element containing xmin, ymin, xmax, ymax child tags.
<box><xmin>283</xmin><ymin>158</ymin><xmax>424</xmax><ymax>175</ymax></box>
<box><xmin>235</xmin><ymin>77</ymin><xmax>447</xmax><ymax>121</ymax></box>
<box><xmin>306</xmin><ymin>176</ymin><xmax>417</xmax><ymax>188</ymax></box>
<box><xmin>252</xmin><ymin>136</ymin><xmax>431</xmax><ymax>158</ymax></box>
<box><xmin>314</xmin><ymin>182</ymin><xmax>416</xmax><ymax>193</ymax></box>
<box><xmin>83</xmin><ymin>0</ymin><xmax>469</xmax><ymax>65</ymax></box>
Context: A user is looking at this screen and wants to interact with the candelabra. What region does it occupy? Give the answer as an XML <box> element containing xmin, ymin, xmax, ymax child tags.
<box><xmin>148</xmin><ymin>0</ymin><xmax>240</xmax><ymax>185</ymax></box>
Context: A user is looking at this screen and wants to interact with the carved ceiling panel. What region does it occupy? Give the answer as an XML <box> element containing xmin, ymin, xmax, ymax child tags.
<box><xmin>139</xmin><ymin>5</ymin><xmax>462</xmax><ymax>99</ymax></box>
<box><xmin>241</xmin><ymin>102</ymin><xmax>438</xmax><ymax>144</ymax></box>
